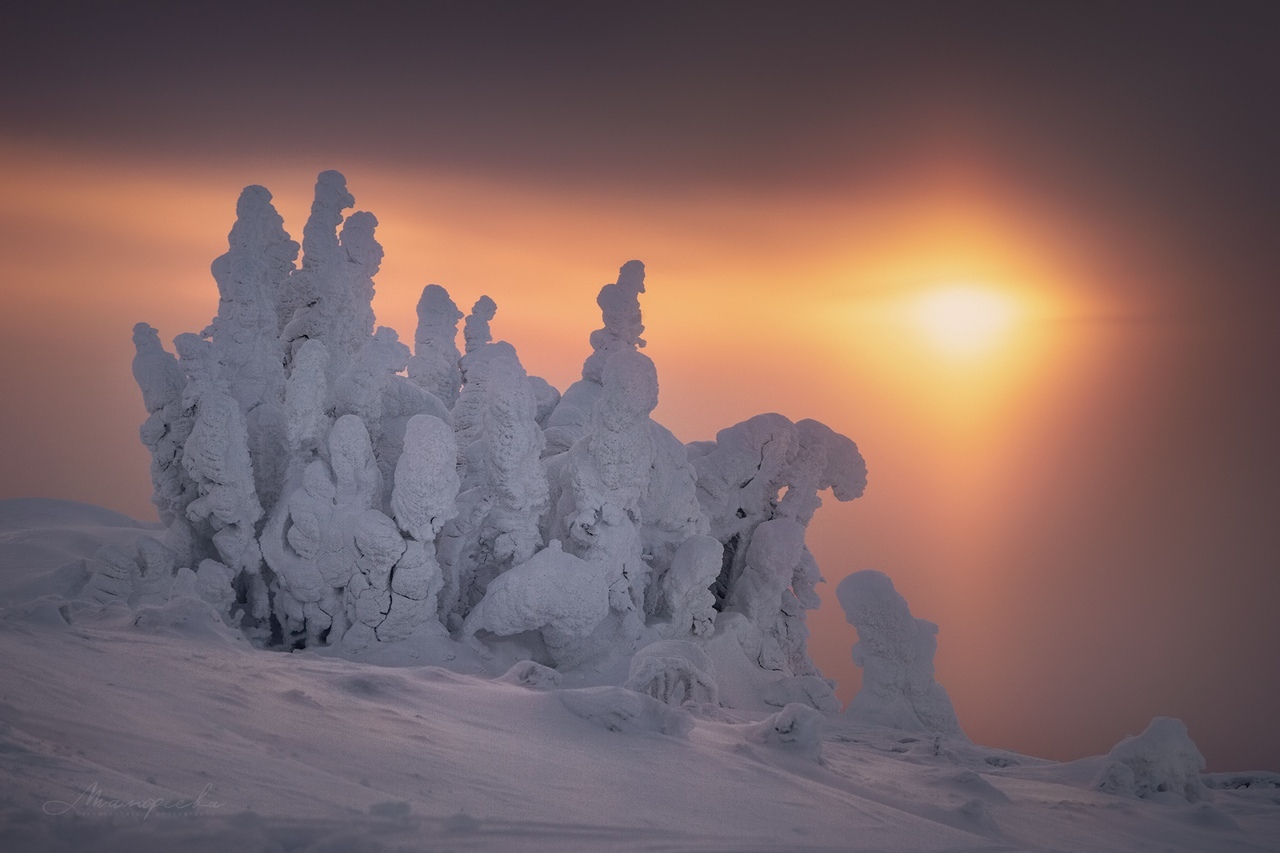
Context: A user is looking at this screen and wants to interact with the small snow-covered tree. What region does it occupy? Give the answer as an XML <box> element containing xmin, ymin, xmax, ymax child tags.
<box><xmin>837</xmin><ymin>570</ymin><xmax>963</xmax><ymax>735</ymax></box>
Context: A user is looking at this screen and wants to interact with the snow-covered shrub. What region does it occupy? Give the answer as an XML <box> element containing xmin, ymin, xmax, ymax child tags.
<box><xmin>837</xmin><ymin>569</ymin><xmax>963</xmax><ymax>735</ymax></box>
<box><xmin>559</xmin><ymin>686</ymin><xmax>693</xmax><ymax>737</ymax></box>
<box><xmin>746</xmin><ymin>702</ymin><xmax>825</xmax><ymax>763</ymax></box>
<box><xmin>459</xmin><ymin>540</ymin><xmax>609</xmax><ymax>664</ymax></box>
<box><xmin>1094</xmin><ymin>717</ymin><xmax>1208</xmax><ymax>802</ymax></box>
<box><xmin>624</xmin><ymin>639</ymin><xmax>718</xmax><ymax>706</ymax></box>
<box><xmin>498</xmin><ymin>659</ymin><xmax>562</xmax><ymax>690</ymax></box>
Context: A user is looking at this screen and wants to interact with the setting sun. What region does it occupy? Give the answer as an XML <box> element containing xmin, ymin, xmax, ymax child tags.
<box><xmin>915</xmin><ymin>285</ymin><xmax>1018</xmax><ymax>356</ymax></box>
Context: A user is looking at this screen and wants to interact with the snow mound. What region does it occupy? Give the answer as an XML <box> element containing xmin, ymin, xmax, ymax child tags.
<box><xmin>623</xmin><ymin>639</ymin><xmax>718</xmax><ymax>706</ymax></box>
<box><xmin>498</xmin><ymin>659</ymin><xmax>562</xmax><ymax>690</ymax></box>
<box><xmin>559</xmin><ymin>686</ymin><xmax>693</xmax><ymax>737</ymax></box>
<box><xmin>1094</xmin><ymin>717</ymin><xmax>1208</xmax><ymax>802</ymax></box>
<box><xmin>746</xmin><ymin>702</ymin><xmax>824</xmax><ymax>763</ymax></box>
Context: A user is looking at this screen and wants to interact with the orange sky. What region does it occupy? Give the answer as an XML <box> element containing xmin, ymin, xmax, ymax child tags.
<box><xmin>1</xmin><ymin>3</ymin><xmax>1278</xmax><ymax>772</ymax></box>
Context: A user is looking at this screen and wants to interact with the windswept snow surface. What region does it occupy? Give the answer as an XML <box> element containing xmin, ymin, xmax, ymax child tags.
<box><xmin>2</xmin><ymin>500</ymin><xmax>1278</xmax><ymax>852</ymax></box>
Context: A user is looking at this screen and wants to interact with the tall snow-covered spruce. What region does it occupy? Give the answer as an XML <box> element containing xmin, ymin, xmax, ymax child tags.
<box><xmin>122</xmin><ymin>171</ymin><xmax>870</xmax><ymax>711</ymax></box>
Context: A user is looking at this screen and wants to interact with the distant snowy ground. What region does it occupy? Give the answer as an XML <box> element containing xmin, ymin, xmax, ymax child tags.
<box><xmin>1</xmin><ymin>499</ymin><xmax>1277</xmax><ymax>852</ymax></box>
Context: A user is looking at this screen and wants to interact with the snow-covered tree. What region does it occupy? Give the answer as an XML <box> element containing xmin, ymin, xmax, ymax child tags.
<box><xmin>837</xmin><ymin>570</ymin><xmax>963</xmax><ymax>735</ymax></box>
<box><xmin>125</xmin><ymin>171</ymin><xmax>875</xmax><ymax>715</ymax></box>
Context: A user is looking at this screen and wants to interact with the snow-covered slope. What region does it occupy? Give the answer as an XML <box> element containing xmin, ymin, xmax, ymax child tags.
<box><xmin>2</xmin><ymin>499</ymin><xmax>1277</xmax><ymax>852</ymax></box>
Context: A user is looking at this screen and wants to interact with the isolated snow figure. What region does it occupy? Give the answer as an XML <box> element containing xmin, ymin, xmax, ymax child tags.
<box><xmin>661</xmin><ymin>535</ymin><xmax>723</xmax><ymax>637</ymax></box>
<box><xmin>206</xmin><ymin>184</ymin><xmax>298</xmax><ymax>414</ymax></box>
<box><xmin>407</xmin><ymin>284</ymin><xmax>463</xmax><ymax>407</ymax></box>
<box><xmin>131</xmin><ymin>323</ymin><xmax>198</xmax><ymax>528</ymax></box>
<box><xmin>463</xmin><ymin>295</ymin><xmax>497</xmax><ymax>354</ymax></box>
<box><xmin>837</xmin><ymin>570</ymin><xmax>963</xmax><ymax>735</ymax></box>
<box><xmin>1094</xmin><ymin>717</ymin><xmax>1208</xmax><ymax>802</ymax></box>
<box><xmin>460</xmin><ymin>540</ymin><xmax>609</xmax><ymax>665</ymax></box>
<box><xmin>624</xmin><ymin>639</ymin><xmax>718</xmax><ymax>707</ymax></box>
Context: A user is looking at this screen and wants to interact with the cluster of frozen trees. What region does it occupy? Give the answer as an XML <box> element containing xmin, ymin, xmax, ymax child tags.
<box><xmin>112</xmin><ymin>171</ymin><xmax>870</xmax><ymax>700</ymax></box>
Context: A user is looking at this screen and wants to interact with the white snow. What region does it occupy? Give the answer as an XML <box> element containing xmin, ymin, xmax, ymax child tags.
<box><xmin>5</xmin><ymin>504</ymin><xmax>1274</xmax><ymax>851</ymax></box>
<box><xmin>1</xmin><ymin>171</ymin><xmax>1275</xmax><ymax>850</ymax></box>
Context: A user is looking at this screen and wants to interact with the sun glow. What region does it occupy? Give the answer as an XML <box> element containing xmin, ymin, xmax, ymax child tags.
<box><xmin>915</xmin><ymin>285</ymin><xmax>1019</xmax><ymax>356</ymax></box>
